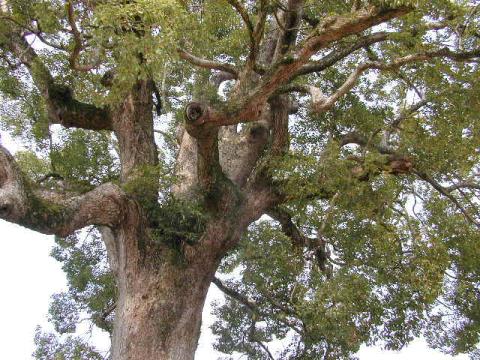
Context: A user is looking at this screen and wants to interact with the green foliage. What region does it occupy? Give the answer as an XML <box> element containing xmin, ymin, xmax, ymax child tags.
<box><xmin>370</xmin><ymin>0</ymin><xmax>418</xmax><ymax>7</ymax></box>
<box><xmin>92</xmin><ymin>0</ymin><xmax>189</xmax><ymax>101</ymax></box>
<box><xmin>151</xmin><ymin>197</ymin><xmax>208</xmax><ymax>250</ymax></box>
<box><xmin>122</xmin><ymin>164</ymin><xmax>164</xmax><ymax>204</ymax></box>
<box><xmin>0</xmin><ymin>90</ymin><xmax>50</xmax><ymax>147</ymax></box>
<box><xmin>0</xmin><ymin>67</ymin><xmax>22</xmax><ymax>98</ymax></box>
<box><xmin>213</xmin><ymin>222</ymin><xmax>303</xmax><ymax>358</ymax></box>
<box><xmin>122</xmin><ymin>165</ymin><xmax>209</xmax><ymax>251</ymax></box>
<box><xmin>33</xmin><ymin>229</ymin><xmax>115</xmax><ymax>358</ymax></box>
<box><xmin>50</xmin><ymin>130</ymin><xmax>119</xmax><ymax>191</ymax></box>
<box><xmin>1</xmin><ymin>0</ymin><xmax>480</xmax><ymax>359</ymax></box>
<box><xmin>213</xmin><ymin>187</ymin><xmax>452</xmax><ymax>359</ymax></box>
<box><xmin>14</xmin><ymin>150</ymin><xmax>50</xmax><ymax>182</ymax></box>
<box><xmin>50</xmin><ymin>230</ymin><xmax>116</xmax><ymax>334</ymax></box>
<box><xmin>33</xmin><ymin>326</ymin><xmax>104</xmax><ymax>360</ymax></box>
<box><xmin>268</xmin><ymin>142</ymin><xmax>355</xmax><ymax>200</ymax></box>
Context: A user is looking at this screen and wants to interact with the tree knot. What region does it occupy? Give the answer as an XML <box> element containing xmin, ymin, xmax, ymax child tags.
<box><xmin>185</xmin><ymin>102</ymin><xmax>206</xmax><ymax>125</ymax></box>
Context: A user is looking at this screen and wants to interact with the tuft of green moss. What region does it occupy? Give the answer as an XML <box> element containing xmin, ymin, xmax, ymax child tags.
<box><xmin>150</xmin><ymin>197</ymin><xmax>208</xmax><ymax>250</ymax></box>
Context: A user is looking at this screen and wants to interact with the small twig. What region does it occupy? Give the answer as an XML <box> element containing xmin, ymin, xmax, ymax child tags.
<box><xmin>415</xmin><ymin>170</ymin><xmax>480</xmax><ymax>228</ymax></box>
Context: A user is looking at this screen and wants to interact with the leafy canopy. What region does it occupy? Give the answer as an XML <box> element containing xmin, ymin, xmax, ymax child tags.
<box><xmin>1</xmin><ymin>0</ymin><xmax>480</xmax><ymax>359</ymax></box>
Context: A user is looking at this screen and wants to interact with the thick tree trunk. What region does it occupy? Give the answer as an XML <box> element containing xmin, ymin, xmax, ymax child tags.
<box><xmin>104</xmin><ymin>77</ymin><xmax>238</xmax><ymax>359</ymax></box>
<box><xmin>111</xmin><ymin>264</ymin><xmax>216</xmax><ymax>360</ymax></box>
<box><xmin>108</xmin><ymin>220</ymin><xmax>224</xmax><ymax>360</ymax></box>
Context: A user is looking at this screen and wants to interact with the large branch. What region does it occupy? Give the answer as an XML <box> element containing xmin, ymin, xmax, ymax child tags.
<box><xmin>43</xmin><ymin>83</ymin><xmax>112</xmax><ymax>130</ymax></box>
<box><xmin>269</xmin><ymin>95</ymin><xmax>290</xmax><ymax>156</ymax></box>
<box><xmin>184</xmin><ymin>103</ymin><xmax>224</xmax><ymax>192</ymax></box>
<box><xmin>293</xmin><ymin>31</ymin><xmax>391</xmax><ymax>78</ymax></box>
<box><xmin>250</xmin><ymin>0</ymin><xmax>268</xmax><ymax>67</ymax></box>
<box><xmin>4</xmin><ymin>32</ymin><xmax>112</xmax><ymax>130</ymax></box>
<box><xmin>272</xmin><ymin>0</ymin><xmax>305</xmax><ymax>61</ymax></box>
<box><xmin>288</xmin><ymin>47</ymin><xmax>480</xmax><ymax>113</ymax></box>
<box><xmin>0</xmin><ymin>145</ymin><xmax>128</xmax><ymax>236</ymax></box>
<box><xmin>186</xmin><ymin>5</ymin><xmax>411</xmax><ymax>127</ymax></box>
<box><xmin>293</xmin><ymin>16</ymin><xmax>454</xmax><ymax>79</ymax></box>
<box><xmin>299</xmin><ymin>6</ymin><xmax>411</xmax><ymax>56</ymax></box>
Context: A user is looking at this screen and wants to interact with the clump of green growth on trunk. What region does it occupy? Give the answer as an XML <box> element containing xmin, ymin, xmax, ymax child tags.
<box><xmin>122</xmin><ymin>165</ymin><xmax>208</xmax><ymax>255</ymax></box>
<box><xmin>122</xmin><ymin>164</ymin><xmax>163</xmax><ymax>208</ymax></box>
<box><xmin>151</xmin><ymin>198</ymin><xmax>208</xmax><ymax>250</ymax></box>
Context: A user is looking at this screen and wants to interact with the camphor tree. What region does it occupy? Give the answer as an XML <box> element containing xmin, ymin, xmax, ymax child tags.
<box><xmin>1</xmin><ymin>0</ymin><xmax>480</xmax><ymax>359</ymax></box>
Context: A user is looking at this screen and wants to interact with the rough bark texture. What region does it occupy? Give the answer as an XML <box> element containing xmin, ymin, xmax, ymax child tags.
<box><xmin>113</xmin><ymin>80</ymin><xmax>159</xmax><ymax>182</ymax></box>
<box><xmin>112</xmin><ymin>265</ymin><xmax>213</xmax><ymax>360</ymax></box>
<box><xmin>105</xmin><ymin>184</ymin><xmax>270</xmax><ymax>359</ymax></box>
<box><xmin>111</xmin><ymin>231</ymin><xmax>220</xmax><ymax>360</ymax></box>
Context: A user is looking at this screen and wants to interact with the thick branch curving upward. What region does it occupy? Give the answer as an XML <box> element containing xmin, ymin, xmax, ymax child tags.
<box><xmin>183</xmin><ymin>5</ymin><xmax>411</xmax><ymax>128</ymax></box>
<box><xmin>293</xmin><ymin>31</ymin><xmax>392</xmax><ymax>78</ymax></box>
<box><xmin>4</xmin><ymin>32</ymin><xmax>112</xmax><ymax>131</ymax></box>
<box><xmin>184</xmin><ymin>103</ymin><xmax>224</xmax><ymax>192</ymax></box>
<box><xmin>0</xmin><ymin>145</ymin><xmax>128</xmax><ymax>236</ymax></box>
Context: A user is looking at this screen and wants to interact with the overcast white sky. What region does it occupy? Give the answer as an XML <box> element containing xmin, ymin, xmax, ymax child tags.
<box><xmin>0</xmin><ymin>219</ymin><xmax>470</xmax><ymax>359</ymax></box>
